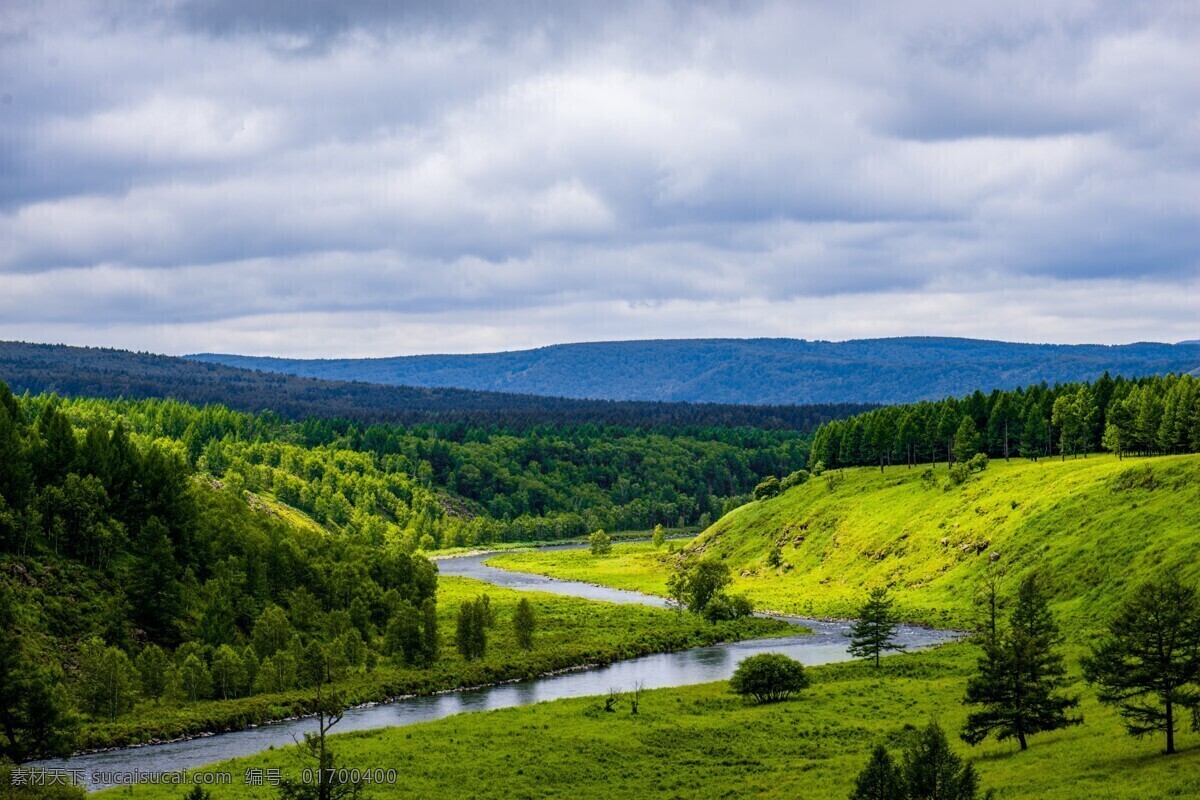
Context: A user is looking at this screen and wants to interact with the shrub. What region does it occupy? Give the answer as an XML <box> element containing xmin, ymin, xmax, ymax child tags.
<box><xmin>588</xmin><ymin>529</ymin><xmax>612</xmax><ymax>555</ymax></box>
<box><xmin>967</xmin><ymin>453</ymin><xmax>989</xmax><ymax>472</ymax></box>
<box><xmin>753</xmin><ymin>476</ymin><xmax>781</xmax><ymax>500</ymax></box>
<box><xmin>780</xmin><ymin>470</ymin><xmax>810</xmax><ymax>491</ymax></box>
<box><xmin>702</xmin><ymin>592</ymin><xmax>754</xmax><ymax>622</ymax></box>
<box><xmin>810</xmin><ymin>461</ymin><xmax>825</xmax><ymax>476</ymax></box>
<box><xmin>729</xmin><ymin>653</ymin><xmax>810</xmax><ymax>703</ymax></box>
<box><xmin>948</xmin><ymin>464</ymin><xmax>971</xmax><ymax>486</ymax></box>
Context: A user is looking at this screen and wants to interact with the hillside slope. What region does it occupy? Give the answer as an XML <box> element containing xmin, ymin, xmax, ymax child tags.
<box><xmin>493</xmin><ymin>454</ymin><xmax>1200</xmax><ymax>635</ymax></box>
<box><xmin>694</xmin><ymin>454</ymin><xmax>1200</xmax><ymax>632</ymax></box>
<box><xmin>188</xmin><ymin>337</ymin><xmax>1200</xmax><ymax>405</ymax></box>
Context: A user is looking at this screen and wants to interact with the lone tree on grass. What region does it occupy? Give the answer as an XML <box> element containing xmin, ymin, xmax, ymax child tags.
<box><xmin>848</xmin><ymin>587</ymin><xmax>905</xmax><ymax>668</ymax></box>
<box><xmin>729</xmin><ymin>653</ymin><xmax>809</xmax><ymax>703</ymax></box>
<box><xmin>962</xmin><ymin>574</ymin><xmax>1080</xmax><ymax>751</ymax></box>
<box><xmin>589</xmin><ymin>528</ymin><xmax>612</xmax><ymax>556</ymax></box>
<box><xmin>1082</xmin><ymin>575</ymin><xmax>1200</xmax><ymax>755</ymax></box>
<box><xmin>652</xmin><ymin>524</ymin><xmax>666</xmax><ymax>549</ymax></box>
<box><xmin>513</xmin><ymin>597</ymin><xmax>536</xmax><ymax>652</ymax></box>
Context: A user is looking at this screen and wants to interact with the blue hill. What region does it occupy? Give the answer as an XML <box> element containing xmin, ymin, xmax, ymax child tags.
<box><xmin>188</xmin><ymin>337</ymin><xmax>1200</xmax><ymax>405</ymax></box>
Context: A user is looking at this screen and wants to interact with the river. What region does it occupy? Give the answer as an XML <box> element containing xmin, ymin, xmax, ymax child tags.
<box><xmin>32</xmin><ymin>546</ymin><xmax>959</xmax><ymax>791</ymax></box>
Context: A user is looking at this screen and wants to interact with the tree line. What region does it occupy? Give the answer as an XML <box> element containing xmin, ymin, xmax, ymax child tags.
<box><xmin>809</xmin><ymin>372</ymin><xmax>1200</xmax><ymax>470</ymax></box>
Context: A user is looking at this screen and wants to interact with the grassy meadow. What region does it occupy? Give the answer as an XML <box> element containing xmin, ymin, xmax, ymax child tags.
<box><xmin>95</xmin><ymin>644</ymin><xmax>1200</xmax><ymax>800</ymax></box>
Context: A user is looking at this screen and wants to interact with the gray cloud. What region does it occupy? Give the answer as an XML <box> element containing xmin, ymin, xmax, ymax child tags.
<box><xmin>0</xmin><ymin>0</ymin><xmax>1197</xmax><ymax>355</ymax></box>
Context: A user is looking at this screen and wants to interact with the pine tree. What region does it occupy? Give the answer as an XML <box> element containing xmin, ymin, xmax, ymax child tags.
<box><xmin>902</xmin><ymin>722</ymin><xmax>982</xmax><ymax>800</ymax></box>
<box><xmin>849</xmin><ymin>744</ymin><xmax>903</xmax><ymax>800</ymax></box>
<box><xmin>962</xmin><ymin>575</ymin><xmax>1080</xmax><ymax>750</ymax></box>
<box><xmin>1082</xmin><ymin>575</ymin><xmax>1200</xmax><ymax>754</ymax></box>
<box><xmin>848</xmin><ymin>587</ymin><xmax>905</xmax><ymax>668</ymax></box>
<box><xmin>1018</xmin><ymin>406</ymin><xmax>1045</xmax><ymax>461</ymax></box>
<box><xmin>953</xmin><ymin>417</ymin><xmax>979</xmax><ymax>464</ymax></box>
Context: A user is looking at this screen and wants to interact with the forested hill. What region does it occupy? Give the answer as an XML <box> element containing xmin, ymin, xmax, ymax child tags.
<box><xmin>0</xmin><ymin>341</ymin><xmax>866</xmax><ymax>431</ymax></box>
<box><xmin>189</xmin><ymin>337</ymin><xmax>1200</xmax><ymax>405</ymax></box>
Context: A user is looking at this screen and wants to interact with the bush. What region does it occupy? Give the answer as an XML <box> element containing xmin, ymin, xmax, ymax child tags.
<box><xmin>780</xmin><ymin>470</ymin><xmax>810</xmax><ymax>491</ymax></box>
<box><xmin>810</xmin><ymin>461</ymin><xmax>825</xmax><ymax>476</ymax></box>
<box><xmin>702</xmin><ymin>592</ymin><xmax>754</xmax><ymax>622</ymax></box>
<box><xmin>753</xmin><ymin>476</ymin><xmax>781</xmax><ymax>500</ymax></box>
<box><xmin>948</xmin><ymin>463</ymin><xmax>971</xmax><ymax>486</ymax></box>
<box><xmin>729</xmin><ymin>653</ymin><xmax>810</xmax><ymax>703</ymax></box>
<box><xmin>967</xmin><ymin>453</ymin><xmax>989</xmax><ymax>472</ymax></box>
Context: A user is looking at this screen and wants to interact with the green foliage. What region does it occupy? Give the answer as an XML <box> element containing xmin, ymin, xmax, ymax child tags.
<box><xmin>512</xmin><ymin>598</ymin><xmax>536</xmax><ymax>652</ymax></box>
<box><xmin>900</xmin><ymin>722</ymin><xmax>985</xmax><ymax>800</ymax></box>
<box><xmin>1082</xmin><ymin>575</ymin><xmax>1200</xmax><ymax>754</ymax></box>
<box><xmin>728</xmin><ymin>653</ymin><xmax>810</xmax><ymax>703</ymax></box>
<box><xmin>954</xmin><ymin>416</ymin><xmax>979</xmax><ymax>464</ymax></box>
<box><xmin>651</xmin><ymin>524</ymin><xmax>666</xmax><ymax>549</ymax></box>
<box><xmin>588</xmin><ymin>529</ymin><xmax>612</xmax><ymax>556</ymax></box>
<box><xmin>848</xmin><ymin>587</ymin><xmax>905</xmax><ymax>668</ymax></box>
<box><xmin>849</xmin><ymin>744</ymin><xmax>903</xmax><ymax>800</ymax></box>
<box><xmin>666</xmin><ymin>557</ymin><xmax>733</xmax><ymax>615</ymax></box>
<box><xmin>753</xmin><ymin>476</ymin><xmax>781</xmax><ymax>500</ymax></box>
<box><xmin>810</xmin><ymin>373</ymin><xmax>1200</xmax><ymax>469</ymax></box>
<box><xmin>962</xmin><ymin>575</ymin><xmax>1080</xmax><ymax>750</ymax></box>
<box><xmin>455</xmin><ymin>596</ymin><xmax>490</xmax><ymax>661</ymax></box>
<box><xmin>75</xmin><ymin>638</ymin><xmax>139</xmax><ymax>721</ymax></box>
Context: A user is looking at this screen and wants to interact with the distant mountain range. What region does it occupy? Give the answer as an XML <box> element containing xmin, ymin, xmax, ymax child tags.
<box><xmin>188</xmin><ymin>337</ymin><xmax>1200</xmax><ymax>406</ymax></box>
<box><xmin>0</xmin><ymin>341</ymin><xmax>863</xmax><ymax>430</ymax></box>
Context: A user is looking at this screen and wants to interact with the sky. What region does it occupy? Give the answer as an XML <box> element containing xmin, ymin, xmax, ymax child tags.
<box><xmin>1</xmin><ymin>0</ymin><xmax>1198</xmax><ymax>357</ymax></box>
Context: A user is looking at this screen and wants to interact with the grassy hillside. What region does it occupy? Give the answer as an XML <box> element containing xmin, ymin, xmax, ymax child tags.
<box><xmin>492</xmin><ymin>454</ymin><xmax>1200</xmax><ymax>635</ymax></box>
<box><xmin>94</xmin><ymin>646</ymin><xmax>1200</xmax><ymax>800</ymax></box>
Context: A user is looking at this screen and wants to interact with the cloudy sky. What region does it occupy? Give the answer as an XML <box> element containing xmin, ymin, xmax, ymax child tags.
<box><xmin>2</xmin><ymin>0</ymin><xmax>1197</xmax><ymax>356</ymax></box>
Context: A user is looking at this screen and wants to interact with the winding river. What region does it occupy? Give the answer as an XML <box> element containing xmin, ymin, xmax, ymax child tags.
<box><xmin>34</xmin><ymin>546</ymin><xmax>959</xmax><ymax>791</ymax></box>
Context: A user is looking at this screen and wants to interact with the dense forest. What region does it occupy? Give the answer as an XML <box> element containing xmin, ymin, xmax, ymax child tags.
<box><xmin>808</xmin><ymin>372</ymin><xmax>1200</xmax><ymax>470</ymax></box>
<box><xmin>37</xmin><ymin>394</ymin><xmax>810</xmax><ymax>546</ymax></box>
<box><xmin>191</xmin><ymin>337</ymin><xmax>1200</xmax><ymax>405</ymax></box>
<box><xmin>0</xmin><ymin>341</ymin><xmax>868</xmax><ymax>430</ymax></box>
<box><xmin>0</xmin><ymin>383</ymin><xmax>437</xmax><ymax>761</ymax></box>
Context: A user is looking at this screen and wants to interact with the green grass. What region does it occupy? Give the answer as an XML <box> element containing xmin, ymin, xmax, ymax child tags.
<box><xmin>85</xmin><ymin>455</ymin><xmax>1200</xmax><ymax>799</ymax></box>
<box><xmin>76</xmin><ymin>576</ymin><xmax>790</xmax><ymax>751</ymax></box>
<box><xmin>96</xmin><ymin>643</ymin><xmax>1200</xmax><ymax>800</ymax></box>
<box><xmin>492</xmin><ymin>454</ymin><xmax>1200</xmax><ymax>637</ymax></box>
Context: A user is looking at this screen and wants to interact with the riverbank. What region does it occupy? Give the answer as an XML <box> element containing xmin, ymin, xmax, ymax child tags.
<box><xmin>62</xmin><ymin>574</ymin><xmax>792</xmax><ymax>755</ymax></box>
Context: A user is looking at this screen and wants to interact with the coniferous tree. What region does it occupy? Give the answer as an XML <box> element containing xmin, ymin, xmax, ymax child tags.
<box><xmin>1018</xmin><ymin>406</ymin><xmax>1046</xmax><ymax>461</ymax></box>
<box><xmin>848</xmin><ymin>587</ymin><xmax>905</xmax><ymax>668</ymax></box>
<box><xmin>1082</xmin><ymin>575</ymin><xmax>1200</xmax><ymax>755</ymax></box>
<box><xmin>962</xmin><ymin>575</ymin><xmax>1080</xmax><ymax>750</ymax></box>
<box><xmin>902</xmin><ymin>722</ymin><xmax>983</xmax><ymax>800</ymax></box>
<box><xmin>953</xmin><ymin>417</ymin><xmax>979</xmax><ymax>464</ymax></box>
<box><xmin>849</xmin><ymin>744</ymin><xmax>904</xmax><ymax>800</ymax></box>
